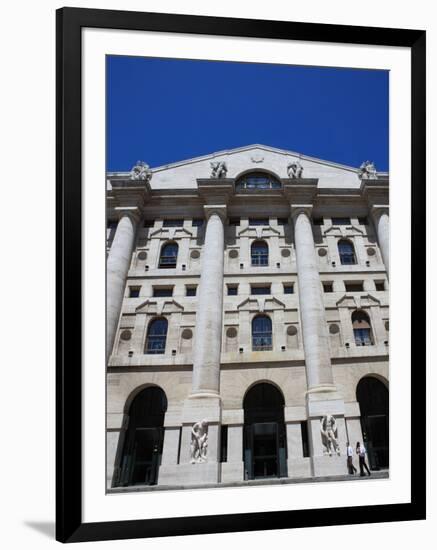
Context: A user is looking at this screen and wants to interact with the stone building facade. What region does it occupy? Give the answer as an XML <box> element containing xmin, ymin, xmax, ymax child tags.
<box><xmin>106</xmin><ymin>145</ymin><xmax>389</xmax><ymax>489</ymax></box>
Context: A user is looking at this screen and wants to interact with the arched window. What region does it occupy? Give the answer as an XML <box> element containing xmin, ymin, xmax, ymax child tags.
<box><xmin>116</xmin><ymin>386</ymin><xmax>167</xmax><ymax>486</ymax></box>
<box><xmin>243</xmin><ymin>383</ymin><xmax>287</xmax><ymax>479</ymax></box>
<box><xmin>159</xmin><ymin>242</ymin><xmax>178</xmax><ymax>268</ymax></box>
<box><xmin>356</xmin><ymin>376</ymin><xmax>389</xmax><ymax>469</ymax></box>
<box><xmin>251</xmin><ymin>240</ymin><xmax>269</xmax><ymax>266</ymax></box>
<box><xmin>145</xmin><ymin>318</ymin><xmax>168</xmax><ymax>354</ymax></box>
<box><xmin>338</xmin><ymin>239</ymin><xmax>357</xmax><ymax>265</ymax></box>
<box><xmin>252</xmin><ymin>314</ymin><xmax>272</xmax><ymax>351</ymax></box>
<box><xmin>352</xmin><ymin>310</ymin><xmax>373</xmax><ymax>346</ymax></box>
<box><xmin>236</xmin><ymin>171</ymin><xmax>281</xmax><ymax>191</ymax></box>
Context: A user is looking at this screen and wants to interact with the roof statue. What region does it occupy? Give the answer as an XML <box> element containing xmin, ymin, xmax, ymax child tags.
<box><xmin>130</xmin><ymin>160</ymin><xmax>153</xmax><ymax>182</ymax></box>
<box><xmin>287</xmin><ymin>160</ymin><xmax>304</xmax><ymax>179</ymax></box>
<box><xmin>358</xmin><ymin>160</ymin><xmax>377</xmax><ymax>180</ymax></box>
<box><xmin>210</xmin><ymin>161</ymin><xmax>228</xmax><ymax>178</ymax></box>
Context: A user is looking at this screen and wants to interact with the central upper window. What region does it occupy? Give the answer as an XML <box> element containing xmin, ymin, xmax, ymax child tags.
<box><xmin>236</xmin><ymin>172</ymin><xmax>281</xmax><ymax>191</ymax></box>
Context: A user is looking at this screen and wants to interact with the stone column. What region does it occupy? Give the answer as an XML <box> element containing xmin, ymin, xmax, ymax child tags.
<box><xmin>191</xmin><ymin>205</ymin><xmax>226</xmax><ymax>396</ymax></box>
<box><xmin>372</xmin><ymin>207</ymin><xmax>389</xmax><ymax>276</ymax></box>
<box><xmin>292</xmin><ymin>208</ymin><xmax>334</xmax><ymax>390</ymax></box>
<box><xmin>106</xmin><ymin>208</ymin><xmax>139</xmax><ymax>359</ymax></box>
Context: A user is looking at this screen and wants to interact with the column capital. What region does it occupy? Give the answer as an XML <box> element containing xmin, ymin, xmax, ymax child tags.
<box><xmin>114</xmin><ymin>206</ymin><xmax>141</xmax><ymax>224</ymax></box>
<box><xmin>370</xmin><ymin>205</ymin><xmax>389</xmax><ymax>221</ymax></box>
<box><xmin>203</xmin><ymin>204</ymin><xmax>227</xmax><ymax>222</ymax></box>
<box><xmin>360</xmin><ymin>178</ymin><xmax>389</xmax><ymax>207</ymax></box>
<box><xmin>282</xmin><ymin>179</ymin><xmax>318</xmax><ymax>204</ymax></box>
<box><xmin>197</xmin><ymin>178</ymin><xmax>234</xmax><ymax>205</ymax></box>
<box><xmin>109</xmin><ymin>179</ymin><xmax>152</xmax><ymax>211</ymax></box>
<box><xmin>290</xmin><ymin>205</ymin><xmax>313</xmax><ymax>222</ymax></box>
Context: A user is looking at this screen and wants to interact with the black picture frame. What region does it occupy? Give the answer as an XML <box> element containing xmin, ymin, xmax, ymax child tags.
<box><xmin>56</xmin><ymin>7</ymin><xmax>426</xmax><ymax>543</ymax></box>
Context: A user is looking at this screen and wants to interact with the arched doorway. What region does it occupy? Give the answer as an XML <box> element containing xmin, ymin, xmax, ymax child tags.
<box><xmin>117</xmin><ymin>386</ymin><xmax>167</xmax><ymax>486</ymax></box>
<box><xmin>356</xmin><ymin>377</ymin><xmax>389</xmax><ymax>469</ymax></box>
<box><xmin>243</xmin><ymin>383</ymin><xmax>287</xmax><ymax>480</ymax></box>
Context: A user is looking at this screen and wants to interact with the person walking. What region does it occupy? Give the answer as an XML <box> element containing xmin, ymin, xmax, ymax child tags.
<box><xmin>356</xmin><ymin>441</ymin><xmax>371</xmax><ymax>476</ymax></box>
<box><xmin>347</xmin><ymin>442</ymin><xmax>357</xmax><ymax>474</ymax></box>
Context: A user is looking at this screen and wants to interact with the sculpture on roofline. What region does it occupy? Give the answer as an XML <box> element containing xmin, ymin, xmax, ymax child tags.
<box><xmin>210</xmin><ymin>161</ymin><xmax>228</xmax><ymax>178</ymax></box>
<box><xmin>190</xmin><ymin>419</ymin><xmax>208</xmax><ymax>463</ymax></box>
<box><xmin>287</xmin><ymin>160</ymin><xmax>304</xmax><ymax>179</ymax></box>
<box><xmin>130</xmin><ymin>160</ymin><xmax>153</xmax><ymax>182</ymax></box>
<box><xmin>320</xmin><ymin>414</ymin><xmax>341</xmax><ymax>456</ymax></box>
<box><xmin>358</xmin><ymin>160</ymin><xmax>377</xmax><ymax>180</ymax></box>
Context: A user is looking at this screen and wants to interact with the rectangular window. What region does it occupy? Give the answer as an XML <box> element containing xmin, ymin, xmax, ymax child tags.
<box><xmin>251</xmin><ymin>285</ymin><xmax>271</xmax><ymax>295</ymax></box>
<box><xmin>107</xmin><ymin>220</ymin><xmax>117</xmax><ymax>230</ymax></box>
<box><xmin>277</xmin><ymin>218</ymin><xmax>288</xmax><ymax>226</ymax></box>
<box><xmin>220</xmin><ymin>426</ymin><xmax>228</xmax><ymax>463</ymax></box>
<box><xmin>358</xmin><ymin>216</ymin><xmax>369</xmax><ymax>225</ymax></box>
<box><xmin>283</xmin><ymin>284</ymin><xmax>294</xmax><ymax>294</ymax></box>
<box><xmin>331</xmin><ymin>217</ymin><xmax>351</xmax><ymax>225</ymax></box>
<box><xmin>186</xmin><ymin>286</ymin><xmax>197</xmax><ymax>296</ymax></box>
<box><xmin>301</xmin><ymin>422</ymin><xmax>310</xmax><ymax>458</ymax></box>
<box><xmin>163</xmin><ymin>219</ymin><xmax>184</xmax><ymax>227</ymax></box>
<box><xmin>375</xmin><ymin>281</ymin><xmax>385</xmax><ymax>291</ymax></box>
<box><xmin>229</xmin><ymin>217</ymin><xmax>240</xmax><ymax>226</ymax></box>
<box><xmin>192</xmin><ymin>218</ymin><xmax>204</xmax><ymax>227</ymax></box>
<box><xmin>312</xmin><ymin>217</ymin><xmax>324</xmax><ymax>226</ymax></box>
<box><xmin>227</xmin><ymin>285</ymin><xmax>238</xmax><ymax>296</ymax></box>
<box><xmin>354</xmin><ymin>328</ymin><xmax>373</xmax><ymax>346</ymax></box>
<box><xmin>345</xmin><ymin>282</ymin><xmax>364</xmax><ymax>292</ymax></box>
<box><xmin>153</xmin><ymin>287</ymin><xmax>173</xmax><ymax>297</ymax></box>
<box><xmin>129</xmin><ymin>286</ymin><xmax>141</xmax><ymax>298</ymax></box>
<box><xmin>323</xmin><ymin>282</ymin><xmax>333</xmax><ymax>293</ymax></box>
<box><xmin>143</xmin><ymin>219</ymin><xmax>154</xmax><ymax>228</ymax></box>
<box><xmin>249</xmin><ymin>217</ymin><xmax>269</xmax><ymax>226</ymax></box>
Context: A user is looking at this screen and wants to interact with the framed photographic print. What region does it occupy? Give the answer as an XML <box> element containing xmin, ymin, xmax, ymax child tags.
<box><xmin>56</xmin><ymin>7</ymin><xmax>426</xmax><ymax>543</ymax></box>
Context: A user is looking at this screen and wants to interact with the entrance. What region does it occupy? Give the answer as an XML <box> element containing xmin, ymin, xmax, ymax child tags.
<box><xmin>243</xmin><ymin>383</ymin><xmax>287</xmax><ymax>480</ymax></box>
<box><xmin>356</xmin><ymin>377</ymin><xmax>389</xmax><ymax>469</ymax></box>
<box><xmin>117</xmin><ymin>386</ymin><xmax>167</xmax><ymax>486</ymax></box>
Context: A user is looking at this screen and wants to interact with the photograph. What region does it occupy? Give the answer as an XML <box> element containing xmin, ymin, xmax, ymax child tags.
<box><xmin>105</xmin><ymin>55</ymin><xmax>390</xmax><ymax>492</ymax></box>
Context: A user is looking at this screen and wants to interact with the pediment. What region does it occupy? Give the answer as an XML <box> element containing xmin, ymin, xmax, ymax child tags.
<box><xmin>136</xmin><ymin>299</ymin><xmax>184</xmax><ymax>315</ymax></box>
<box><xmin>113</xmin><ymin>144</ymin><xmax>365</xmax><ymax>191</ymax></box>
<box><xmin>323</xmin><ymin>225</ymin><xmax>364</xmax><ymax>237</ymax></box>
<box><xmin>238</xmin><ymin>225</ymin><xmax>280</xmax><ymax>237</ymax></box>
<box><xmin>336</xmin><ymin>294</ymin><xmax>381</xmax><ymax>308</ymax></box>
<box><xmin>149</xmin><ymin>227</ymin><xmax>193</xmax><ymax>239</ymax></box>
<box><xmin>237</xmin><ymin>296</ymin><xmax>285</xmax><ymax>312</ymax></box>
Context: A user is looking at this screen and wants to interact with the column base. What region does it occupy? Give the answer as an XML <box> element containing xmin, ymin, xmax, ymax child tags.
<box><xmin>221</xmin><ymin>462</ymin><xmax>244</xmax><ymax>483</ymax></box>
<box><xmin>311</xmin><ymin>455</ymin><xmax>348</xmax><ymax>477</ymax></box>
<box><xmin>287</xmin><ymin>458</ymin><xmax>312</xmax><ymax>478</ymax></box>
<box><xmin>158</xmin><ymin>462</ymin><xmax>220</xmax><ymax>486</ymax></box>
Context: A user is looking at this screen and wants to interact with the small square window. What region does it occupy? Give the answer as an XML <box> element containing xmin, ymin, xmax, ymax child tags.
<box><xmin>229</xmin><ymin>218</ymin><xmax>240</xmax><ymax>226</ymax></box>
<box><xmin>323</xmin><ymin>282</ymin><xmax>333</xmax><ymax>293</ymax></box>
<box><xmin>249</xmin><ymin>218</ymin><xmax>269</xmax><ymax>226</ymax></box>
<box><xmin>186</xmin><ymin>286</ymin><xmax>197</xmax><ymax>296</ymax></box>
<box><xmin>163</xmin><ymin>219</ymin><xmax>184</xmax><ymax>227</ymax></box>
<box><xmin>192</xmin><ymin>219</ymin><xmax>204</xmax><ymax>227</ymax></box>
<box><xmin>332</xmin><ymin>217</ymin><xmax>351</xmax><ymax>225</ymax></box>
<box><xmin>375</xmin><ymin>281</ymin><xmax>385</xmax><ymax>291</ymax></box>
<box><xmin>153</xmin><ymin>287</ymin><xmax>173</xmax><ymax>297</ymax></box>
<box><xmin>277</xmin><ymin>218</ymin><xmax>288</xmax><ymax>226</ymax></box>
<box><xmin>283</xmin><ymin>284</ymin><xmax>294</xmax><ymax>294</ymax></box>
<box><xmin>107</xmin><ymin>220</ymin><xmax>117</xmax><ymax>230</ymax></box>
<box><xmin>312</xmin><ymin>217</ymin><xmax>324</xmax><ymax>226</ymax></box>
<box><xmin>227</xmin><ymin>285</ymin><xmax>238</xmax><ymax>296</ymax></box>
<box><xmin>129</xmin><ymin>286</ymin><xmax>141</xmax><ymax>298</ymax></box>
<box><xmin>345</xmin><ymin>282</ymin><xmax>364</xmax><ymax>292</ymax></box>
<box><xmin>251</xmin><ymin>285</ymin><xmax>271</xmax><ymax>295</ymax></box>
<box><xmin>358</xmin><ymin>217</ymin><xmax>369</xmax><ymax>225</ymax></box>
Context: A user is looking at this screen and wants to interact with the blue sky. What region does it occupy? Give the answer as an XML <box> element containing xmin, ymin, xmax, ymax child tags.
<box><xmin>107</xmin><ymin>56</ymin><xmax>388</xmax><ymax>171</ymax></box>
